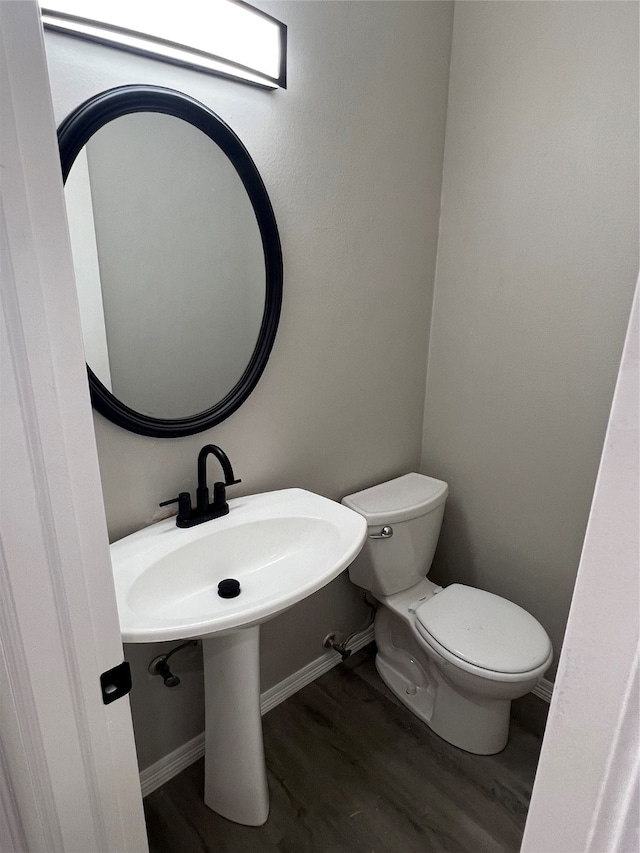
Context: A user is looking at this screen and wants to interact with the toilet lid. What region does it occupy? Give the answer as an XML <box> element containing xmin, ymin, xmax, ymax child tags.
<box><xmin>414</xmin><ymin>584</ymin><xmax>552</xmax><ymax>674</ymax></box>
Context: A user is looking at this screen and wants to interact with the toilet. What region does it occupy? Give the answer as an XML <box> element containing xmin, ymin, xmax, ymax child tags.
<box><xmin>342</xmin><ymin>473</ymin><xmax>552</xmax><ymax>755</ymax></box>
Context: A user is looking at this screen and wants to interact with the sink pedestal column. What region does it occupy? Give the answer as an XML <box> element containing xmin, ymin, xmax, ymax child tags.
<box><xmin>202</xmin><ymin>627</ymin><xmax>269</xmax><ymax>826</ymax></box>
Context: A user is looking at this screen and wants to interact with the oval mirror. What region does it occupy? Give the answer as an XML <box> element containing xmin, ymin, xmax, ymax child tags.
<box><xmin>58</xmin><ymin>85</ymin><xmax>282</xmax><ymax>437</ymax></box>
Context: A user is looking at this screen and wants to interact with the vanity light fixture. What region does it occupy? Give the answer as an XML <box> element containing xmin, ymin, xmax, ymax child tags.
<box><xmin>41</xmin><ymin>0</ymin><xmax>286</xmax><ymax>89</ymax></box>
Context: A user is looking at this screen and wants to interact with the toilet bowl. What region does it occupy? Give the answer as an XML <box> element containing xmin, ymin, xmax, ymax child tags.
<box><xmin>342</xmin><ymin>474</ymin><xmax>552</xmax><ymax>755</ymax></box>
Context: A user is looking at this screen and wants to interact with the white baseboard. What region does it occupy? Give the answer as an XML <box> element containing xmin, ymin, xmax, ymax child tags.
<box><xmin>139</xmin><ymin>627</ymin><xmax>375</xmax><ymax>797</ymax></box>
<box><xmin>139</xmin><ymin>731</ymin><xmax>205</xmax><ymax>798</ymax></box>
<box><xmin>259</xmin><ymin>626</ymin><xmax>375</xmax><ymax>715</ymax></box>
<box><xmin>532</xmin><ymin>677</ymin><xmax>554</xmax><ymax>704</ymax></box>
<box><xmin>140</xmin><ymin>629</ymin><xmax>553</xmax><ymax>798</ymax></box>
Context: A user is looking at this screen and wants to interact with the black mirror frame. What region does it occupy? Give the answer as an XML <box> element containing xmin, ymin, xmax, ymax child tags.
<box><xmin>58</xmin><ymin>84</ymin><xmax>283</xmax><ymax>438</ymax></box>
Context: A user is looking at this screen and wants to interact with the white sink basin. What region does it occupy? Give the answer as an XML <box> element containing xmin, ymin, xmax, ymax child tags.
<box><xmin>110</xmin><ymin>488</ymin><xmax>367</xmax><ymax>826</ymax></box>
<box><xmin>112</xmin><ymin>488</ymin><xmax>367</xmax><ymax>642</ymax></box>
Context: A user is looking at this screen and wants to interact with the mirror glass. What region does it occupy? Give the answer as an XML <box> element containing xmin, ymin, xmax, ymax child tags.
<box><xmin>65</xmin><ymin>112</ymin><xmax>265</xmax><ymax>419</ymax></box>
<box><xmin>59</xmin><ymin>85</ymin><xmax>282</xmax><ymax>438</ymax></box>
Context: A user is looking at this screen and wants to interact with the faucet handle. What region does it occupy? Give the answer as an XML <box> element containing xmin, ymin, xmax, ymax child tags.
<box><xmin>209</xmin><ymin>477</ymin><xmax>240</xmax><ymax>517</ymax></box>
<box><xmin>159</xmin><ymin>492</ymin><xmax>192</xmax><ymax>520</ymax></box>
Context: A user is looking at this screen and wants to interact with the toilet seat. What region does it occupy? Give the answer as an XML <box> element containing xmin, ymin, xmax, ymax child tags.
<box><xmin>414</xmin><ymin>584</ymin><xmax>552</xmax><ymax>679</ymax></box>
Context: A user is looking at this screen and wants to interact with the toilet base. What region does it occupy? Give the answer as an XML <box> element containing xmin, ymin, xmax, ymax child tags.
<box><xmin>375</xmin><ymin>651</ymin><xmax>510</xmax><ymax>754</ymax></box>
<box><xmin>374</xmin><ymin>608</ymin><xmax>512</xmax><ymax>754</ymax></box>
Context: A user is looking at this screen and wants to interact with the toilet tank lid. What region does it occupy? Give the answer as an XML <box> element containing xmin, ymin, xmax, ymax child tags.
<box><xmin>341</xmin><ymin>473</ymin><xmax>448</xmax><ymax>524</ymax></box>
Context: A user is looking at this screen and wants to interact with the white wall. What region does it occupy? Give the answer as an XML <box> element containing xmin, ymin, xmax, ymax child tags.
<box><xmin>44</xmin><ymin>0</ymin><xmax>454</xmax><ymax>769</ymax></box>
<box><xmin>421</xmin><ymin>0</ymin><xmax>639</xmax><ymax>679</ymax></box>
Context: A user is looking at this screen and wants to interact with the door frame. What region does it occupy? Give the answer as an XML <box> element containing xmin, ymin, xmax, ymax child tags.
<box><xmin>521</xmin><ymin>284</ymin><xmax>639</xmax><ymax>852</ymax></box>
<box><xmin>0</xmin><ymin>2</ymin><xmax>148</xmax><ymax>850</ymax></box>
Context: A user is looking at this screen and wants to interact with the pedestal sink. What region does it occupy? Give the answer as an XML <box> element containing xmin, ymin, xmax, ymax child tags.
<box><xmin>110</xmin><ymin>488</ymin><xmax>367</xmax><ymax>825</ymax></box>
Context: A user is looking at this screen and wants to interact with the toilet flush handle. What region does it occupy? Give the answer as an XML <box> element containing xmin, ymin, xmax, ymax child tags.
<box><xmin>370</xmin><ymin>525</ymin><xmax>393</xmax><ymax>539</ymax></box>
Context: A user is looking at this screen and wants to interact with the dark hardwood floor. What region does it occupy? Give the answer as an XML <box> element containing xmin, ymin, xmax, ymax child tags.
<box><xmin>143</xmin><ymin>647</ymin><xmax>546</xmax><ymax>853</ymax></box>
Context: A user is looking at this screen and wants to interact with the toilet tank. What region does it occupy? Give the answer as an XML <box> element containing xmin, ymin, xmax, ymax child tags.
<box><xmin>342</xmin><ymin>473</ymin><xmax>448</xmax><ymax>597</ymax></box>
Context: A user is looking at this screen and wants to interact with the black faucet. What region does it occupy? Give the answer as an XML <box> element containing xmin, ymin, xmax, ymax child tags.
<box><xmin>160</xmin><ymin>445</ymin><xmax>241</xmax><ymax>528</ymax></box>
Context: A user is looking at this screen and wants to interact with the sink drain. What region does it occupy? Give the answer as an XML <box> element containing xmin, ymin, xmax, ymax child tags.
<box><xmin>218</xmin><ymin>578</ymin><xmax>241</xmax><ymax>598</ymax></box>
